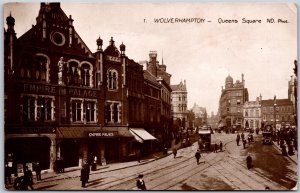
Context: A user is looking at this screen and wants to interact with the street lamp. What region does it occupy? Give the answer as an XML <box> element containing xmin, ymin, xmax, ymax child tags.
<box><xmin>274</xmin><ymin>95</ymin><xmax>277</xmax><ymax>130</ymax></box>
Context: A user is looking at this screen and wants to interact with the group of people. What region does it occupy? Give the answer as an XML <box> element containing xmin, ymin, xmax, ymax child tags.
<box><xmin>13</xmin><ymin>166</ymin><xmax>34</xmax><ymax>190</ymax></box>
<box><xmin>275</xmin><ymin>126</ymin><xmax>297</xmax><ymax>156</ymax></box>
<box><xmin>236</xmin><ymin>132</ymin><xmax>254</xmax><ymax>149</ymax></box>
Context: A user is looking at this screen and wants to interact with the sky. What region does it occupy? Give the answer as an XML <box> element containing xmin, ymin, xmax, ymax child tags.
<box><xmin>3</xmin><ymin>2</ymin><xmax>298</xmax><ymax>115</ymax></box>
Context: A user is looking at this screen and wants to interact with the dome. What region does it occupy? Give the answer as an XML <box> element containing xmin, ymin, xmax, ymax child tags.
<box><xmin>225</xmin><ymin>75</ymin><xmax>233</xmax><ymax>83</ymax></box>
<box><xmin>6</xmin><ymin>13</ymin><xmax>15</xmax><ymax>26</ymax></box>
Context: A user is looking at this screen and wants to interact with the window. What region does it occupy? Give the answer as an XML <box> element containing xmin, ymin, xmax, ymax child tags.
<box><xmin>245</xmin><ymin>110</ymin><xmax>248</xmax><ymax>117</ymax></box>
<box><xmin>263</xmin><ymin>114</ymin><xmax>266</xmax><ymax>121</ymax></box>
<box><xmin>85</xmin><ymin>101</ymin><xmax>96</xmax><ymax>122</ymax></box>
<box><xmin>22</xmin><ymin>95</ymin><xmax>54</xmax><ymax>122</ymax></box>
<box><xmin>72</xmin><ymin>100</ymin><xmax>83</xmax><ymax>122</ymax></box>
<box><xmin>105</xmin><ymin>102</ymin><xmax>121</xmax><ymax>123</ymax></box>
<box><xmin>81</xmin><ymin>63</ymin><xmax>91</xmax><ymax>87</ymax></box>
<box><xmin>179</xmin><ymin>97</ymin><xmax>181</xmax><ymax>101</ymax></box>
<box><xmin>69</xmin><ymin>62</ymin><xmax>80</xmax><ymax>86</ymax></box>
<box><xmin>263</xmin><ymin>107</ymin><xmax>266</xmax><ymax>112</ymax></box>
<box><xmin>255</xmin><ymin>110</ymin><xmax>259</xmax><ymax>117</ymax></box>
<box><xmin>107</xmin><ymin>69</ymin><xmax>118</xmax><ymax>90</ymax></box>
<box><xmin>227</xmin><ymin>107</ymin><xmax>230</xmax><ymax>112</ymax></box>
<box><xmin>37</xmin><ymin>97</ymin><xmax>53</xmax><ymax>121</ymax></box>
<box><xmin>22</xmin><ymin>96</ymin><xmax>36</xmax><ymax>121</ymax></box>
<box><xmin>237</xmin><ymin>99</ymin><xmax>241</xmax><ymax>105</ymax></box>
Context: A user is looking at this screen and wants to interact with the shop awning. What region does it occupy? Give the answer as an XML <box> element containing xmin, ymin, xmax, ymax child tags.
<box><xmin>129</xmin><ymin>128</ymin><xmax>157</xmax><ymax>143</ymax></box>
<box><xmin>57</xmin><ymin>127</ymin><xmax>133</xmax><ymax>139</ymax></box>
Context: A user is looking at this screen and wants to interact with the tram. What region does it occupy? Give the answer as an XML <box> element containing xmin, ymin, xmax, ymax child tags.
<box><xmin>198</xmin><ymin>129</ymin><xmax>211</xmax><ymax>151</ymax></box>
<box><xmin>262</xmin><ymin>125</ymin><xmax>273</xmax><ymax>145</ymax></box>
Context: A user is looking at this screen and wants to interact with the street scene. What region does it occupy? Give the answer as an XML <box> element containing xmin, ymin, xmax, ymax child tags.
<box><xmin>3</xmin><ymin>2</ymin><xmax>297</xmax><ymax>191</ymax></box>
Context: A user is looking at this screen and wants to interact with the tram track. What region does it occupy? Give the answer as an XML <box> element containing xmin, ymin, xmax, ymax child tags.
<box><xmin>101</xmin><ymin>136</ymin><xmax>235</xmax><ymax>190</ymax></box>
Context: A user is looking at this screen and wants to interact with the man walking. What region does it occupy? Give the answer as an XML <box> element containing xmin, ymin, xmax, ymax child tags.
<box><xmin>172</xmin><ymin>147</ymin><xmax>177</xmax><ymax>158</ymax></box>
<box><xmin>34</xmin><ymin>162</ymin><xmax>42</xmax><ymax>181</ymax></box>
<box><xmin>219</xmin><ymin>141</ymin><xmax>223</xmax><ymax>152</ymax></box>
<box><xmin>195</xmin><ymin>149</ymin><xmax>201</xmax><ymax>165</ymax></box>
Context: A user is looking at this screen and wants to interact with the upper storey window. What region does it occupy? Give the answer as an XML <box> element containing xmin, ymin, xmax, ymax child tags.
<box><xmin>107</xmin><ymin>69</ymin><xmax>118</xmax><ymax>90</ymax></box>
<box><xmin>19</xmin><ymin>54</ymin><xmax>50</xmax><ymax>83</ymax></box>
<box><xmin>81</xmin><ymin>63</ymin><xmax>91</xmax><ymax>87</ymax></box>
<box><xmin>68</xmin><ymin>61</ymin><xmax>80</xmax><ymax>86</ymax></box>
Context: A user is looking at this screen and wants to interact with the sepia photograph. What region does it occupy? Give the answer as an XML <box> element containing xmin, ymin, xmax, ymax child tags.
<box><xmin>3</xmin><ymin>2</ymin><xmax>298</xmax><ymax>190</ymax></box>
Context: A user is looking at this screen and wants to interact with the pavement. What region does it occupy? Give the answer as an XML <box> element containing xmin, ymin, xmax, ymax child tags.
<box><xmin>272</xmin><ymin>140</ymin><xmax>298</xmax><ymax>164</ymax></box>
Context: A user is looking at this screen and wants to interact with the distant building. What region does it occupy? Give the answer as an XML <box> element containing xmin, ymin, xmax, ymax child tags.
<box><xmin>171</xmin><ymin>80</ymin><xmax>188</xmax><ymax>131</ymax></box>
<box><xmin>190</xmin><ymin>103</ymin><xmax>207</xmax><ymax>127</ymax></box>
<box><xmin>261</xmin><ymin>97</ymin><xmax>294</xmax><ymax>128</ymax></box>
<box><xmin>207</xmin><ymin>112</ymin><xmax>219</xmax><ymax>129</ymax></box>
<box><xmin>219</xmin><ymin>74</ymin><xmax>249</xmax><ymax>128</ymax></box>
<box><xmin>243</xmin><ymin>96</ymin><xmax>262</xmax><ymax>129</ymax></box>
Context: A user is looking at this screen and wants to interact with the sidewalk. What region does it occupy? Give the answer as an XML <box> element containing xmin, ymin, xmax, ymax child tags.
<box><xmin>5</xmin><ymin>150</ymin><xmax>173</xmax><ymax>190</ymax></box>
<box><xmin>272</xmin><ymin>141</ymin><xmax>298</xmax><ymax>164</ymax></box>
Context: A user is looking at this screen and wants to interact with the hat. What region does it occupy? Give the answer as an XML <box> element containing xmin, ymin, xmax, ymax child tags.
<box><xmin>138</xmin><ymin>174</ymin><xmax>144</xmax><ymax>178</ymax></box>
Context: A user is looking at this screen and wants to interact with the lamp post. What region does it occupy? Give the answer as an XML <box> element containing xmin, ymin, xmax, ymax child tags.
<box><xmin>274</xmin><ymin>95</ymin><xmax>277</xmax><ymax>130</ymax></box>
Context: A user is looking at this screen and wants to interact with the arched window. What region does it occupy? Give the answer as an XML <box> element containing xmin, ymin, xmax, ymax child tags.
<box><xmin>107</xmin><ymin>69</ymin><xmax>118</xmax><ymax>90</ymax></box>
<box><xmin>81</xmin><ymin>63</ymin><xmax>91</xmax><ymax>87</ymax></box>
<box><xmin>69</xmin><ymin>61</ymin><xmax>79</xmax><ymax>86</ymax></box>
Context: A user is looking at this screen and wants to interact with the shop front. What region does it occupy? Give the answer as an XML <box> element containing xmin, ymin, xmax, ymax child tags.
<box><xmin>56</xmin><ymin>126</ymin><xmax>135</xmax><ymax>168</ymax></box>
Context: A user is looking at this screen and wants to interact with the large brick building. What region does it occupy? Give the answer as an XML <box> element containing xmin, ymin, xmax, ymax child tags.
<box><xmin>4</xmin><ymin>3</ymin><xmax>160</xmax><ymax>172</ymax></box>
<box><xmin>219</xmin><ymin>74</ymin><xmax>249</xmax><ymax>129</ymax></box>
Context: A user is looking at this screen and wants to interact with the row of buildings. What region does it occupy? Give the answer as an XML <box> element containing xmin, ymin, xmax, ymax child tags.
<box><xmin>4</xmin><ymin>3</ymin><xmax>189</xmax><ymax>172</ymax></box>
<box><xmin>218</xmin><ymin>73</ymin><xmax>297</xmax><ymax>130</ymax></box>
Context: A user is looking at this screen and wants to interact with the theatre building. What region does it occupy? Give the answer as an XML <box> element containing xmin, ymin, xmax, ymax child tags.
<box><xmin>4</xmin><ymin>3</ymin><xmax>154</xmax><ymax>172</ymax></box>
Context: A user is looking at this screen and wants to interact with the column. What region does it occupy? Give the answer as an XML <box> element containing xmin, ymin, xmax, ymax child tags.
<box><xmin>49</xmin><ymin>137</ymin><xmax>57</xmax><ymax>171</ymax></box>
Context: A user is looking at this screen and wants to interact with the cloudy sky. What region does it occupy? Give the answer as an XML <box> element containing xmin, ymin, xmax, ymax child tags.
<box><xmin>3</xmin><ymin>2</ymin><xmax>297</xmax><ymax>115</ymax></box>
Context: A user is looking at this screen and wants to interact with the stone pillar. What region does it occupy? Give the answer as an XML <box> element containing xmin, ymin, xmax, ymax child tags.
<box><xmin>50</xmin><ymin>138</ymin><xmax>57</xmax><ymax>171</ymax></box>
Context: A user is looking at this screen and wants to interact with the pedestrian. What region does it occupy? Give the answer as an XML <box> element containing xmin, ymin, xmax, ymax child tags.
<box><xmin>282</xmin><ymin>144</ymin><xmax>288</xmax><ymax>156</ymax></box>
<box><xmin>250</xmin><ymin>134</ymin><xmax>254</xmax><ymax>142</ymax></box>
<box><xmin>236</xmin><ymin>134</ymin><xmax>240</xmax><ymax>146</ymax></box>
<box><xmin>195</xmin><ymin>149</ymin><xmax>201</xmax><ymax>165</ymax></box>
<box><xmin>5</xmin><ymin>163</ymin><xmax>11</xmax><ymax>185</ymax></box>
<box><xmin>243</xmin><ymin>139</ymin><xmax>247</xmax><ymax>149</ymax></box>
<box><xmin>136</xmin><ymin>174</ymin><xmax>147</xmax><ymax>190</ymax></box>
<box><xmin>248</xmin><ymin>134</ymin><xmax>251</xmax><ymax>145</ymax></box>
<box><xmin>13</xmin><ymin>174</ymin><xmax>27</xmax><ymax>190</ymax></box>
<box><xmin>214</xmin><ymin>143</ymin><xmax>218</xmax><ymax>153</ymax></box>
<box><xmin>219</xmin><ymin>141</ymin><xmax>223</xmax><ymax>152</ymax></box>
<box><xmin>34</xmin><ymin>162</ymin><xmax>42</xmax><ymax>181</ymax></box>
<box><xmin>241</xmin><ymin>132</ymin><xmax>245</xmax><ymax>141</ymax></box>
<box><xmin>80</xmin><ymin>165</ymin><xmax>88</xmax><ymax>188</ymax></box>
<box><xmin>172</xmin><ymin>148</ymin><xmax>177</xmax><ymax>158</ymax></box>
<box><xmin>24</xmin><ymin>166</ymin><xmax>34</xmax><ymax>190</ymax></box>
<box><xmin>246</xmin><ymin>154</ymin><xmax>253</xmax><ymax>169</ymax></box>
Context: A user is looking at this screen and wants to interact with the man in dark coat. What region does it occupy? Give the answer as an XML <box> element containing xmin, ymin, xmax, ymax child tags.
<box><xmin>136</xmin><ymin>174</ymin><xmax>146</xmax><ymax>190</ymax></box>
<box><xmin>219</xmin><ymin>141</ymin><xmax>223</xmax><ymax>152</ymax></box>
<box><xmin>236</xmin><ymin>134</ymin><xmax>240</xmax><ymax>146</ymax></box>
<box><xmin>195</xmin><ymin>150</ymin><xmax>201</xmax><ymax>165</ymax></box>
<box><xmin>80</xmin><ymin>166</ymin><xmax>88</xmax><ymax>188</ymax></box>
<box><xmin>24</xmin><ymin>166</ymin><xmax>34</xmax><ymax>190</ymax></box>
<box><xmin>246</xmin><ymin>154</ymin><xmax>253</xmax><ymax>169</ymax></box>
<box><xmin>34</xmin><ymin>162</ymin><xmax>42</xmax><ymax>181</ymax></box>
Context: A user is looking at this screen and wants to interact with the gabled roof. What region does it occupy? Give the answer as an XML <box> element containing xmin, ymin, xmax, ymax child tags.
<box><xmin>171</xmin><ymin>81</ymin><xmax>186</xmax><ymax>91</ymax></box>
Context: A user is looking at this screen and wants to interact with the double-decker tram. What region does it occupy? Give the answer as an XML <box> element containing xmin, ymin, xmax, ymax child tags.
<box><xmin>198</xmin><ymin>128</ymin><xmax>212</xmax><ymax>151</ymax></box>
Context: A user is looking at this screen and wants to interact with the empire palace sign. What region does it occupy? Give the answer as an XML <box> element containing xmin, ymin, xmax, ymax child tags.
<box><xmin>22</xmin><ymin>83</ymin><xmax>98</xmax><ymax>98</ymax></box>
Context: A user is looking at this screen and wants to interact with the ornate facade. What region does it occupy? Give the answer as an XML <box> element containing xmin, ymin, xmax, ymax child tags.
<box><xmin>171</xmin><ymin>80</ymin><xmax>188</xmax><ymax>130</ymax></box>
<box><xmin>219</xmin><ymin>74</ymin><xmax>249</xmax><ymax>128</ymax></box>
<box><xmin>243</xmin><ymin>96</ymin><xmax>262</xmax><ymax>129</ymax></box>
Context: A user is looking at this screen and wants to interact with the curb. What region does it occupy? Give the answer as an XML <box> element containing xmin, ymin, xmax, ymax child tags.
<box><xmin>272</xmin><ymin>142</ymin><xmax>297</xmax><ymax>165</ymax></box>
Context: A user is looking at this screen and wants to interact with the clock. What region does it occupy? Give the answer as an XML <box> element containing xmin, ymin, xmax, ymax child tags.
<box><xmin>50</xmin><ymin>31</ymin><xmax>66</xmax><ymax>46</ymax></box>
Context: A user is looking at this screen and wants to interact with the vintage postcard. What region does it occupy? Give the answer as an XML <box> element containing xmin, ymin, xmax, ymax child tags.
<box><xmin>3</xmin><ymin>2</ymin><xmax>297</xmax><ymax>190</ymax></box>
